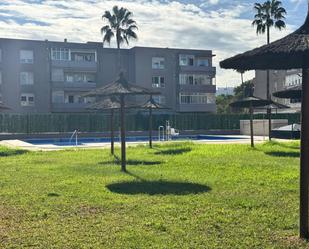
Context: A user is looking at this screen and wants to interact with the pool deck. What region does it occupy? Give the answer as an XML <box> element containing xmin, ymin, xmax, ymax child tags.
<box><xmin>0</xmin><ymin>136</ymin><xmax>289</xmax><ymax>151</ymax></box>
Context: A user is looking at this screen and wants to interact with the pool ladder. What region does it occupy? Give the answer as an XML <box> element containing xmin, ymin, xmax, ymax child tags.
<box><xmin>69</xmin><ymin>130</ymin><xmax>78</xmax><ymax>146</ymax></box>
<box><xmin>158</xmin><ymin>126</ymin><xmax>165</xmax><ymax>141</ymax></box>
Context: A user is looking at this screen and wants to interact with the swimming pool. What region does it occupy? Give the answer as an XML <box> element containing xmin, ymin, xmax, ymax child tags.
<box><xmin>24</xmin><ymin>135</ymin><xmax>246</xmax><ymax>146</ymax></box>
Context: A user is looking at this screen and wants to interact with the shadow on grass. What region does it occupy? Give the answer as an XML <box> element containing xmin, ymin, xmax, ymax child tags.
<box><xmin>106</xmin><ymin>181</ymin><xmax>211</xmax><ymax>195</ymax></box>
<box><xmin>265</xmin><ymin>151</ymin><xmax>300</xmax><ymax>158</ymax></box>
<box><xmin>47</xmin><ymin>192</ymin><xmax>60</xmax><ymax>197</ymax></box>
<box><xmin>0</xmin><ymin>149</ymin><xmax>28</xmax><ymax>157</ymax></box>
<box><xmin>99</xmin><ymin>154</ymin><xmax>162</xmax><ymax>166</ymax></box>
<box><xmin>154</xmin><ymin>147</ymin><xmax>192</xmax><ymax>155</ymax></box>
<box><xmin>99</xmin><ymin>160</ymin><xmax>162</xmax><ymax>166</ymax></box>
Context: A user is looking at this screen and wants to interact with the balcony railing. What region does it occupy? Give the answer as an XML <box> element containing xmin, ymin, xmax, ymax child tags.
<box><xmin>52</xmin><ymin>81</ymin><xmax>96</xmax><ymax>90</ymax></box>
<box><xmin>179</xmin><ymin>84</ymin><xmax>216</xmax><ymax>93</ymax></box>
<box><xmin>51</xmin><ymin>60</ymin><xmax>97</xmax><ymax>70</ymax></box>
<box><xmin>180</xmin><ymin>65</ymin><xmax>216</xmax><ymax>72</ymax></box>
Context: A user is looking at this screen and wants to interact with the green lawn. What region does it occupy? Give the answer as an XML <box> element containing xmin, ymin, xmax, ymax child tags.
<box><xmin>0</xmin><ymin>141</ymin><xmax>307</xmax><ymax>248</ymax></box>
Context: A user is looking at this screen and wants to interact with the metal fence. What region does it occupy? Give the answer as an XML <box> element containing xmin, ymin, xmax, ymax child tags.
<box><xmin>0</xmin><ymin>112</ymin><xmax>301</xmax><ymax>134</ymax></box>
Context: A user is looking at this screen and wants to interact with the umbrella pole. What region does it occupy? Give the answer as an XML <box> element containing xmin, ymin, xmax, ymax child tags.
<box><xmin>110</xmin><ymin>109</ymin><xmax>114</xmax><ymax>155</ymax></box>
<box><xmin>120</xmin><ymin>95</ymin><xmax>126</xmax><ymax>172</ymax></box>
<box><xmin>300</xmin><ymin>67</ymin><xmax>309</xmax><ymax>239</ymax></box>
<box><xmin>268</xmin><ymin>108</ymin><xmax>272</xmax><ymax>141</ymax></box>
<box><xmin>250</xmin><ymin>104</ymin><xmax>254</xmax><ymax>148</ymax></box>
<box><xmin>149</xmin><ymin>107</ymin><xmax>153</xmax><ymax>148</ymax></box>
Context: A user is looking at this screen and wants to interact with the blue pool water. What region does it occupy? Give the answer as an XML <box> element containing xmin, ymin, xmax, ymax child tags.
<box><xmin>24</xmin><ymin>135</ymin><xmax>245</xmax><ymax>146</ymax></box>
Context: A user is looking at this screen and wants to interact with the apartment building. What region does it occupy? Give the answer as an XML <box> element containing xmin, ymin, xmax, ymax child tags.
<box><xmin>0</xmin><ymin>38</ymin><xmax>216</xmax><ymax>113</ymax></box>
<box><xmin>253</xmin><ymin>70</ymin><xmax>301</xmax><ymax>112</ymax></box>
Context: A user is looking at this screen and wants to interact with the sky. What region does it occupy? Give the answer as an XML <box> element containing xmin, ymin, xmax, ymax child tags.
<box><xmin>0</xmin><ymin>0</ymin><xmax>307</xmax><ymax>87</ymax></box>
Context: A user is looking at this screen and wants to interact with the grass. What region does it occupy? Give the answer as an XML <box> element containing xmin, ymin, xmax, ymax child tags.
<box><xmin>0</xmin><ymin>141</ymin><xmax>307</xmax><ymax>248</ymax></box>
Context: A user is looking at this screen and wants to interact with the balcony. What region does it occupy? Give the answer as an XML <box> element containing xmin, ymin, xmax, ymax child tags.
<box><xmin>51</xmin><ymin>60</ymin><xmax>97</xmax><ymax>71</ymax></box>
<box><xmin>179</xmin><ymin>84</ymin><xmax>216</xmax><ymax>93</ymax></box>
<box><xmin>179</xmin><ymin>66</ymin><xmax>216</xmax><ymax>76</ymax></box>
<box><xmin>51</xmin><ymin>103</ymin><xmax>88</xmax><ymax>113</ymax></box>
<box><xmin>177</xmin><ymin>103</ymin><xmax>216</xmax><ymax>113</ymax></box>
<box><xmin>52</xmin><ymin>81</ymin><xmax>96</xmax><ymax>91</ymax></box>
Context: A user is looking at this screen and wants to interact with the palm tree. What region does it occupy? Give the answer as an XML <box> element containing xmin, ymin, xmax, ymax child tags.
<box><xmin>252</xmin><ymin>0</ymin><xmax>286</xmax><ymax>140</ymax></box>
<box><xmin>101</xmin><ymin>6</ymin><xmax>138</xmax><ymax>72</ymax></box>
<box><xmin>237</xmin><ymin>69</ymin><xmax>245</xmax><ymax>85</ymax></box>
<box><xmin>252</xmin><ymin>1</ymin><xmax>286</xmax><ymax>44</ymax></box>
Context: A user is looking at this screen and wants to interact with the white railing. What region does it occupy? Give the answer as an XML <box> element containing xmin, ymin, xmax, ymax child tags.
<box><xmin>158</xmin><ymin>126</ymin><xmax>165</xmax><ymax>141</ymax></box>
<box><xmin>69</xmin><ymin>130</ymin><xmax>78</xmax><ymax>146</ymax></box>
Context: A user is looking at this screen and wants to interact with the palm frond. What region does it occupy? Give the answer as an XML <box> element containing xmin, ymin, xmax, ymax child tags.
<box><xmin>101</xmin><ymin>5</ymin><xmax>138</xmax><ymax>48</ymax></box>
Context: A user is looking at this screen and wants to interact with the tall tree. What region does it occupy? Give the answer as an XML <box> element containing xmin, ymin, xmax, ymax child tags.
<box><xmin>252</xmin><ymin>0</ymin><xmax>286</xmax><ymax>139</ymax></box>
<box><xmin>101</xmin><ymin>6</ymin><xmax>138</xmax><ymax>72</ymax></box>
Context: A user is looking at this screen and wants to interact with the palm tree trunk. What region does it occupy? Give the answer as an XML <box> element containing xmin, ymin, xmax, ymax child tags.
<box><xmin>117</xmin><ymin>38</ymin><xmax>121</xmax><ymax>73</ymax></box>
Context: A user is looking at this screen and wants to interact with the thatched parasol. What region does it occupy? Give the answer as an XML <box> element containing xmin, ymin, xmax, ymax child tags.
<box><xmin>85</xmin><ymin>73</ymin><xmax>159</xmax><ymax>172</ymax></box>
<box><xmin>221</xmin><ymin>3</ymin><xmax>309</xmax><ymax>238</ymax></box>
<box><xmin>138</xmin><ymin>96</ymin><xmax>169</xmax><ymax>148</ymax></box>
<box><xmin>87</xmin><ymin>96</ymin><xmax>136</xmax><ymax>155</ymax></box>
<box><xmin>230</xmin><ymin>97</ymin><xmax>271</xmax><ymax>147</ymax></box>
<box><xmin>273</xmin><ymin>85</ymin><xmax>302</xmax><ymax>99</ymax></box>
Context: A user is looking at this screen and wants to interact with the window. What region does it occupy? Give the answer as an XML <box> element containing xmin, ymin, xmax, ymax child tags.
<box><xmin>179</xmin><ymin>93</ymin><xmax>210</xmax><ymax>104</ymax></box>
<box><xmin>179</xmin><ymin>74</ymin><xmax>211</xmax><ymax>85</ymax></box>
<box><xmin>20</xmin><ymin>50</ymin><xmax>34</xmax><ymax>64</ymax></box>
<box><xmin>152</xmin><ymin>57</ymin><xmax>165</xmax><ymax>69</ymax></box>
<box><xmin>52</xmin><ymin>91</ymin><xmax>64</xmax><ymax>103</ymax></box>
<box><xmin>51</xmin><ymin>48</ymin><xmax>69</xmax><ymax>61</ymax></box>
<box><xmin>20</xmin><ymin>72</ymin><xmax>34</xmax><ymax>85</ymax></box>
<box><xmin>52</xmin><ymin>69</ymin><xmax>64</xmax><ymax>82</ymax></box>
<box><xmin>20</xmin><ymin>93</ymin><xmax>35</xmax><ymax>106</ymax></box>
<box><xmin>197</xmin><ymin>58</ymin><xmax>209</xmax><ymax>67</ymax></box>
<box><xmin>65</xmin><ymin>73</ymin><xmax>95</xmax><ymax>83</ymax></box>
<box><xmin>68</xmin><ymin>95</ymin><xmax>74</xmax><ymax>103</ymax></box>
<box><xmin>290</xmin><ymin>98</ymin><xmax>301</xmax><ymax>104</ymax></box>
<box><xmin>153</xmin><ymin>95</ymin><xmax>166</xmax><ymax>104</ymax></box>
<box><xmin>286</xmin><ymin>73</ymin><xmax>302</xmax><ymax>87</ymax></box>
<box><xmin>84</xmin><ymin>97</ymin><xmax>95</xmax><ymax>104</ymax></box>
<box><xmin>179</xmin><ymin>55</ymin><xmax>194</xmax><ymax>66</ymax></box>
<box><xmin>71</xmin><ymin>52</ymin><xmax>96</xmax><ymax>62</ymax></box>
<box><xmin>152</xmin><ymin>76</ymin><xmax>165</xmax><ymax>88</ymax></box>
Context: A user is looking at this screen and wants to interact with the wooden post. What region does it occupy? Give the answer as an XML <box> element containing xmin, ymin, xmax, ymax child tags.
<box><xmin>268</xmin><ymin>108</ymin><xmax>272</xmax><ymax>141</ymax></box>
<box><xmin>300</xmin><ymin>67</ymin><xmax>309</xmax><ymax>238</ymax></box>
<box><xmin>110</xmin><ymin>109</ymin><xmax>114</xmax><ymax>155</ymax></box>
<box><xmin>149</xmin><ymin>107</ymin><xmax>153</xmax><ymax>148</ymax></box>
<box><xmin>250</xmin><ymin>103</ymin><xmax>254</xmax><ymax>148</ymax></box>
<box><xmin>120</xmin><ymin>94</ymin><xmax>126</xmax><ymax>172</ymax></box>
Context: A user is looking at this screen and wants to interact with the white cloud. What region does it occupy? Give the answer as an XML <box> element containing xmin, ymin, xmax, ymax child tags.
<box><xmin>0</xmin><ymin>0</ymin><xmax>295</xmax><ymax>87</ymax></box>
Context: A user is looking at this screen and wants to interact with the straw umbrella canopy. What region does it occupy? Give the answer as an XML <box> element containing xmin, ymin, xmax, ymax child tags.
<box><xmin>230</xmin><ymin>97</ymin><xmax>271</xmax><ymax>147</ymax></box>
<box><xmin>273</xmin><ymin>85</ymin><xmax>302</xmax><ymax>99</ymax></box>
<box><xmin>255</xmin><ymin>101</ymin><xmax>290</xmax><ymax>114</ymax></box>
<box><xmin>84</xmin><ymin>72</ymin><xmax>159</xmax><ymax>172</ymax></box>
<box><xmin>87</xmin><ymin>96</ymin><xmax>136</xmax><ymax>155</ymax></box>
<box><xmin>220</xmin><ymin>3</ymin><xmax>309</xmax><ymax>238</ymax></box>
<box><xmin>138</xmin><ymin>96</ymin><xmax>169</xmax><ymax>148</ymax></box>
